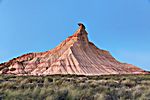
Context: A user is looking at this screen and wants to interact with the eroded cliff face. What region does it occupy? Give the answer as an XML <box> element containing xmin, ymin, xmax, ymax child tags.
<box><xmin>0</xmin><ymin>23</ymin><xmax>147</xmax><ymax>75</ymax></box>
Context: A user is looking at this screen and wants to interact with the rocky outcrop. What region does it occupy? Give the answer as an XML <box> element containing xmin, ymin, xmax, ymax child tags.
<box><xmin>0</xmin><ymin>23</ymin><xmax>148</xmax><ymax>75</ymax></box>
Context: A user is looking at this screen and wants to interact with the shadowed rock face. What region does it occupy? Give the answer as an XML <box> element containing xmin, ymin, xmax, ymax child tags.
<box><xmin>0</xmin><ymin>23</ymin><xmax>148</xmax><ymax>75</ymax></box>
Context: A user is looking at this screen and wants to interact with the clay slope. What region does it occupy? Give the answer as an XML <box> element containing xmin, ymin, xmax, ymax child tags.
<box><xmin>0</xmin><ymin>23</ymin><xmax>147</xmax><ymax>75</ymax></box>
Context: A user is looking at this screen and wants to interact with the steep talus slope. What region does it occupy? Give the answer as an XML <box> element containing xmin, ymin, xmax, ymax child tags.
<box><xmin>0</xmin><ymin>23</ymin><xmax>147</xmax><ymax>75</ymax></box>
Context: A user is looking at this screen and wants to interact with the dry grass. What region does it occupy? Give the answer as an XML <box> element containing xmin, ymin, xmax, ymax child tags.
<box><xmin>0</xmin><ymin>74</ymin><xmax>150</xmax><ymax>100</ymax></box>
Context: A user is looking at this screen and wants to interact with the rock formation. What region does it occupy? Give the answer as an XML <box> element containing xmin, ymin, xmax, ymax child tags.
<box><xmin>0</xmin><ymin>23</ymin><xmax>148</xmax><ymax>75</ymax></box>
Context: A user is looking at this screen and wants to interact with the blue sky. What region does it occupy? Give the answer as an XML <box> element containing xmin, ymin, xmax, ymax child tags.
<box><xmin>0</xmin><ymin>0</ymin><xmax>150</xmax><ymax>70</ymax></box>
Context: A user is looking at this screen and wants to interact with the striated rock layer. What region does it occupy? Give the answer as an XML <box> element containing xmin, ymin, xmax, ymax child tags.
<box><xmin>0</xmin><ymin>23</ymin><xmax>148</xmax><ymax>75</ymax></box>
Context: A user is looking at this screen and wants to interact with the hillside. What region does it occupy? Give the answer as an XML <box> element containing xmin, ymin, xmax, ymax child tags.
<box><xmin>0</xmin><ymin>23</ymin><xmax>147</xmax><ymax>75</ymax></box>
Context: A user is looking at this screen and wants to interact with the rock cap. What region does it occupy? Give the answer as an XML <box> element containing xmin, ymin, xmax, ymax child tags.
<box><xmin>78</xmin><ymin>23</ymin><xmax>86</xmax><ymax>29</ymax></box>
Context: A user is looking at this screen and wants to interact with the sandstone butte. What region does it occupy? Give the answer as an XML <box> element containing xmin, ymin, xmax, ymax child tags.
<box><xmin>0</xmin><ymin>23</ymin><xmax>148</xmax><ymax>76</ymax></box>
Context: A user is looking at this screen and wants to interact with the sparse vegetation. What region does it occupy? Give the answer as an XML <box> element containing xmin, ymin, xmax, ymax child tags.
<box><xmin>0</xmin><ymin>74</ymin><xmax>150</xmax><ymax>100</ymax></box>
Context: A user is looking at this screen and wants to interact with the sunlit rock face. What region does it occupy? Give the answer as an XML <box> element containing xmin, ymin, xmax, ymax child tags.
<box><xmin>0</xmin><ymin>23</ymin><xmax>148</xmax><ymax>75</ymax></box>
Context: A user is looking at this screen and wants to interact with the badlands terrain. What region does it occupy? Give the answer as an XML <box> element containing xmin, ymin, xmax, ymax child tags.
<box><xmin>0</xmin><ymin>24</ymin><xmax>149</xmax><ymax>100</ymax></box>
<box><xmin>0</xmin><ymin>23</ymin><xmax>147</xmax><ymax>76</ymax></box>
